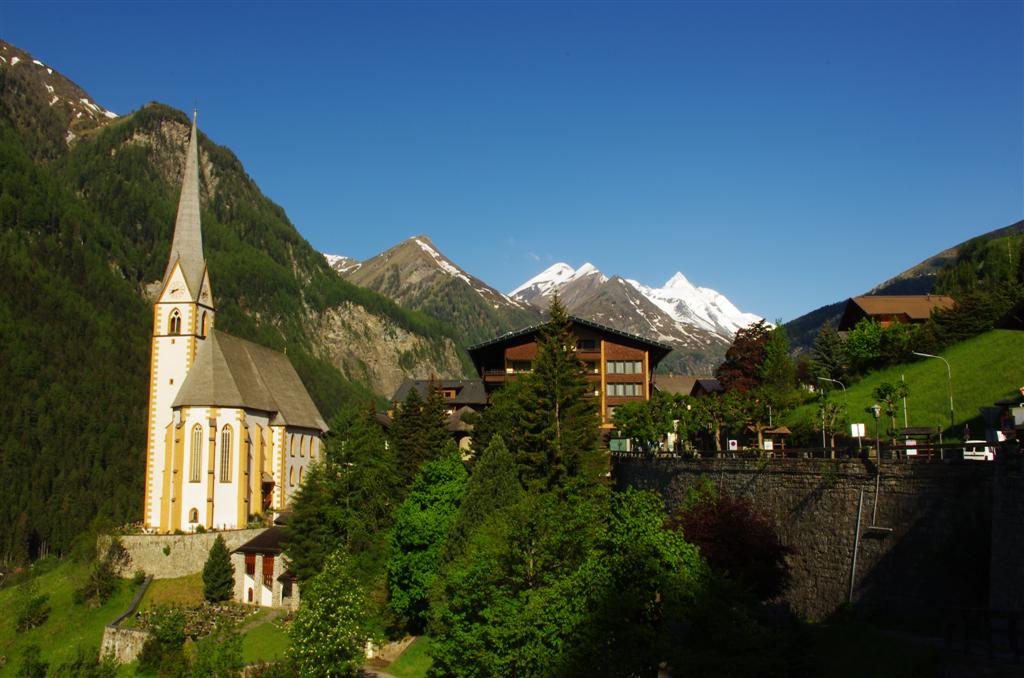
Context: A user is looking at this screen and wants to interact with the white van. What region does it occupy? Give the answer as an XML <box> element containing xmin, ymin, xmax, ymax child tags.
<box><xmin>962</xmin><ymin>440</ymin><xmax>995</xmax><ymax>461</ymax></box>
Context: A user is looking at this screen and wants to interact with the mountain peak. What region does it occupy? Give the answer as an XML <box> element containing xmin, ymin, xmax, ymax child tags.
<box><xmin>665</xmin><ymin>271</ymin><xmax>693</xmax><ymax>289</ymax></box>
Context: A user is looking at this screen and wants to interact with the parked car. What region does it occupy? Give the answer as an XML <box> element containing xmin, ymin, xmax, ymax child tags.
<box><xmin>962</xmin><ymin>440</ymin><xmax>995</xmax><ymax>461</ymax></box>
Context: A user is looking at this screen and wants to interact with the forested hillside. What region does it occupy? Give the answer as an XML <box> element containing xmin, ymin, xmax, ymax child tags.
<box><xmin>0</xmin><ymin>55</ymin><xmax>465</xmax><ymax>563</ymax></box>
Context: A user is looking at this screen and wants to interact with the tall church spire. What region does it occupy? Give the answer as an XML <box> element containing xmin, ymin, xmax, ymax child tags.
<box><xmin>163</xmin><ymin>109</ymin><xmax>206</xmax><ymax>295</ymax></box>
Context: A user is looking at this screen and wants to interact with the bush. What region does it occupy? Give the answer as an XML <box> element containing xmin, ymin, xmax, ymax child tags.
<box><xmin>191</xmin><ymin>624</ymin><xmax>243</xmax><ymax>677</ymax></box>
<box><xmin>14</xmin><ymin>579</ymin><xmax>50</xmax><ymax>632</ymax></box>
<box><xmin>16</xmin><ymin>645</ymin><xmax>47</xmax><ymax>678</ymax></box>
<box><xmin>133</xmin><ymin>569</ymin><xmax>147</xmax><ymax>585</ymax></box>
<box><xmin>51</xmin><ymin>648</ymin><xmax>118</xmax><ymax>677</ymax></box>
<box><xmin>137</xmin><ymin>606</ymin><xmax>186</xmax><ymax>675</ymax></box>
<box><xmin>670</xmin><ymin>490</ymin><xmax>793</xmax><ymax>601</ymax></box>
<box><xmin>75</xmin><ymin>538</ymin><xmax>128</xmax><ymax>607</ymax></box>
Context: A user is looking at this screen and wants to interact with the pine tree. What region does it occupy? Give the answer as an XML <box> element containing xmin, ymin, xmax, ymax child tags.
<box><xmin>202</xmin><ymin>535</ymin><xmax>234</xmax><ymax>602</ymax></box>
<box><xmin>443</xmin><ymin>435</ymin><xmax>522</xmax><ymax>562</ymax></box>
<box><xmin>518</xmin><ymin>295</ymin><xmax>598</xmax><ymax>489</ymax></box>
<box><xmin>811</xmin><ymin>320</ymin><xmax>847</xmax><ymax>381</ymax></box>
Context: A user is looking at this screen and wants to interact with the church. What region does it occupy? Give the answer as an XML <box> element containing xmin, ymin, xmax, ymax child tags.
<box><xmin>142</xmin><ymin>113</ymin><xmax>327</xmax><ymax>533</ymax></box>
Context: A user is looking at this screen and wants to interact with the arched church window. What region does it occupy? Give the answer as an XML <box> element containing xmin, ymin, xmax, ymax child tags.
<box><xmin>169</xmin><ymin>309</ymin><xmax>182</xmax><ymax>335</ymax></box>
<box><xmin>289</xmin><ymin>466</ymin><xmax>295</xmax><ymax>486</ymax></box>
<box><xmin>299</xmin><ymin>435</ymin><xmax>305</xmax><ymax>458</ymax></box>
<box><xmin>220</xmin><ymin>425</ymin><xmax>232</xmax><ymax>483</ymax></box>
<box><xmin>200</xmin><ymin>312</ymin><xmax>209</xmax><ymax>338</ymax></box>
<box><xmin>299</xmin><ymin>466</ymin><xmax>304</xmax><ymax>485</ymax></box>
<box><xmin>190</xmin><ymin>425</ymin><xmax>202</xmax><ymax>482</ymax></box>
<box><xmin>188</xmin><ymin>508</ymin><xmax>198</xmax><ymax>524</ymax></box>
<box><xmin>289</xmin><ymin>433</ymin><xmax>295</xmax><ymax>457</ymax></box>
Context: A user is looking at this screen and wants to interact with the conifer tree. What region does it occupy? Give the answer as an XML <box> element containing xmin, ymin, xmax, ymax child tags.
<box><xmin>202</xmin><ymin>535</ymin><xmax>234</xmax><ymax>602</ymax></box>
<box><xmin>286</xmin><ymin>406</ymin><xmax>399</xmax><ymax>581</ymax></box>
<box><xmin>518</xmin><ymin>295</ymin><xmax>598</xmax><ymax>489</ymax></box>
<box><xmin>392</xmin><ymin>386</ymin><xmax>427</xmax><ymax>482</ymax></box>
<box><xmin>811</xmin><ymin>320</ymin><xmax>847</xmax><ymax>381</ymax></box>
<box><xmin>443</xmin><ymin>435</ymin><xmax>522</xmax><ymax>562</ymax></box>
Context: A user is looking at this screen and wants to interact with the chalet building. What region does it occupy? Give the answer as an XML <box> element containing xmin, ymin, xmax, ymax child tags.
<box><xmin>232</xmin><ymin>526</ymin><xmax>299</xmax><ymax>610</ymax></box>
<box><xmin>837</xmin><ymin>295</ymin><xmax>955</xmax><ymax>332</ymax></box>
<box><xmin>391</xmin><ymin>379</ymin><xmax>489</xmax><ymax>450</ymax></box>
<box><xmin>467</xmin><ymin>317</ymin><xmax>672</xmax><ymax>427</ymax></box>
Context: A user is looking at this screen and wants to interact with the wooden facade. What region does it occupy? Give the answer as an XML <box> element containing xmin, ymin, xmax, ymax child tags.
<box><xmin>467</xmin><ymin>317</ymin><xmax>672</xmax><ymax>427</ymax></box>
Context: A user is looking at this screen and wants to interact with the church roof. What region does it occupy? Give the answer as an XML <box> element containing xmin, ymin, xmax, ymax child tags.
<box><xmin>173</xmin><ymin>330</ymin><xmax>327</xmax><ymax>431</ymax></box>
<box><xmin>162</xmin><ymin>111</ymin><xmax>207</xmax><ymax>297</ymax></box>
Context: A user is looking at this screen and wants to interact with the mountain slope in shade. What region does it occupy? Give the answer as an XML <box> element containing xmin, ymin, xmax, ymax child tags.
<box><xmin>510</xmin><ymin>263</ymin><xmax>761</xmax><ymax>373</ymax></box>
<box><xmin>332</xmin><ymin>236</ymin><xmax>542</xmax><ymax>346</ymax></box>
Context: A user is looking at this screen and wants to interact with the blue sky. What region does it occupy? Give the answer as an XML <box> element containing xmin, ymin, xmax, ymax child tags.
<box><xmin>4</xmin><ymin>1</ymin><xmax>1021</xmax><ymax>322</ymax></box>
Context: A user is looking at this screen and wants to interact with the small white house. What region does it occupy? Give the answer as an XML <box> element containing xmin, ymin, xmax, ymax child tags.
<box><xmin>232</xmin><ymin>526</ymin><xmax>300</xmax><ymax>610</ymax></box>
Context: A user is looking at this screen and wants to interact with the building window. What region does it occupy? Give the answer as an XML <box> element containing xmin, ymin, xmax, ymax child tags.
<box><xmin>220</xmin><ymin>426</ymin><xmax>232</xmax><ymax>482</ymax></box>
<box><xmin>245</xmin><ymin>553</ymin><xmax>256</xmax><ymax>576</ymax></box>
<box><xmin>607</xmin><ymin>360</ymin><xmax>642</xmax><ymax>375</ymax></box>
<box><xmin>299</xmin><ymin>436</ymin><xmax>305</xmax><ymax>458</ymax></box>
<box><xmin>188</xmin><ymin>508</ymin><xmax>199</xmax><ymax>524</ymax></box>
<box><xmin>282</xmin><ymin>578</ymin><xmax>293</xmax><ymax>598</ymax></box>
<box><xmin>509</xmin><ymin>360</ymin><xmax>532</xmax><ymax>373</ymax></box>
<box><xmin>584</xmin><ymin>361</ymin><xmax>598</xmax><ymax>374</ymax></box>
<box><xmin>190</xmin><ymin>425</ymin><xmax>202</xmax><ymax>482</ymax></box>
<box><xmin>262</xmin><ymin>556</ymin><xmax>275</xmax><ymax>589</ymax></box>
<box><xmin>606</xmin><ymin>383</ymin><xmax>642</xmax><ymax>397</ymax></box>
<box><xmin>200</xmin><ymin>312</ymin><xmax>208</xmax><ymax>338</ymax></box>
<box><xmin>289</xmin><ymin>433</ymin><xmax>295</xmax><ymax>457</ymax></box>
<box><xmin>299</xmin><ymin>467</ymin><xmax>304</xmax><ymax>485</ymax></box>
<box><xmin>576</xmin><ymin>339</ymin><xmax>597</xmax><ymax>351</ymax></box>
<box><xmin>169</xmin><ymin>309</ymin><xmax>182</xmax><ymax>335</ymax></box>
<box><xmin>289</xmin><ymin>466</ymin><xmax>295</xmax><ymax>486</ymax></box>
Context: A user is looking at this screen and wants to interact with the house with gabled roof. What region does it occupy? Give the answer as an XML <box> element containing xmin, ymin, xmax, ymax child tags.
<box><xmin>467</xmin><ymin>316</ymin><xmax>673</xmax><ymax>427</ymax></box>
<box><xmin>837</xmin><ymin>295</ymin><xmax>955</xmax><ymax>332</ymax></box>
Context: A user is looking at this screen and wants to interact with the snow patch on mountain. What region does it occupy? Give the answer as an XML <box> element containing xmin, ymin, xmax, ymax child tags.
<box><xmin>323</xmin><ymin>253</ymin><xmax>361</xmax><ymax>274</ymax></box>
<box><xmin>624</xmin><ymin>272</ymin><xmax>761</xmax><ymax>338</ymax></box>
<box><xmin>413</xmin><ymin>237</ymin><xmax>473</xmax><ymax>286</ymax></box>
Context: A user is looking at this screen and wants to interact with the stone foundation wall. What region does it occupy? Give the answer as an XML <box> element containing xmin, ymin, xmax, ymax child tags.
<box><xmin>990</xmin><ymin>455</ymin><xmax>1024</xmax><ymax>609</ymax></box>
<box><xmin>100</xmin><ymin>529</ymin><xmax>267</xmax><ymax>579</ymax></box>
<box><xmin>100</xmin><ymin>627</ymin><xmax>151</xmax><ymax>664</ymax></box>
<box><xmin>614</xmin><ymin>457</ymin><xmax>993</xmax><ymax>622</ymax></box>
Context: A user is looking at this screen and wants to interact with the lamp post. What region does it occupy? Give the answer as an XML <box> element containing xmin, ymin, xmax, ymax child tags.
<box><xmin>818</xmin><ymin>377</ymin><xmax>846</xmax><ymax>456</ymax></box>
<box><xmin>913</xmin><ymin>351</ymin><xmax>954</xmax><ymax>432</ymax></box>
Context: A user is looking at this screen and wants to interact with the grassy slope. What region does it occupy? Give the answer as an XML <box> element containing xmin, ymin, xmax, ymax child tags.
<box><xmin>0</xmin><ymin>560</ymin><xmax>137</xmax><ymax>675</ymax></box>
<box><xmin>788</xmin><ymin>329</ymin><xmax>1024</xmax><ymax>438</ymax></box>
<box><xmin>385</xmin><ymin>636</ymin><xmax>433</xmax><ymax>678</ymax></box>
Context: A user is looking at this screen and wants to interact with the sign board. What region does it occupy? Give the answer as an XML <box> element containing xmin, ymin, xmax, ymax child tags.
<box><xmin>763</xmin><ymin>440</ymin><xmax>774</xmax><ymax>451</ymax></box>
<box><xmin>850</xmin><ymin>423</ymin><xmax>866</xmax><ymax>438</ymax></box>
<box><xmin>728</xmin><ymin>439</ymin><xmax>739</xmax><ymax>451</ymax></box>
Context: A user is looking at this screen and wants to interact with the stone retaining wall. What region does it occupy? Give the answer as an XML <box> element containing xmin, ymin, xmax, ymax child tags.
<box><xmin>100</xmin><ymin>627</ymin><xmax>151</xmax><ymax>664</ymax></box>
<box><xmin>614</xmin><ymin>457</ymin><xmax>993</xmax><ymax>622</ymax></box>
<box><xmin>100</xmin><ymin>529</ymin><xmax>267</xmax><ymax>579</ymax></box>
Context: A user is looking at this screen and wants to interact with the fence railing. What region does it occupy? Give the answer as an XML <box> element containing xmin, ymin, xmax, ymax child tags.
<box><xmin>610</xmin><ymin>443</ymin><xmax>1014</xmax><ymax>462</ymax></box>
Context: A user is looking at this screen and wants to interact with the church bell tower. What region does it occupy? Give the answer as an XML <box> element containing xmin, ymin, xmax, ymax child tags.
<box><xmin>143</xmin><ymin>111</ymin><xmax>216</xmax><ymax>530</ymax></box>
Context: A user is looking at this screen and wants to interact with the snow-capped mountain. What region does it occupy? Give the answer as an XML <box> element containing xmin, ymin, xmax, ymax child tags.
<box><xmin>325</xmin><ymin>236</ymin><xmax>541</xmax><ymax>345</ymax></box>
<box><xmin>510</xmin><ymin>263</ymin><xmax>763</xmax><ymax>373</ymax></box>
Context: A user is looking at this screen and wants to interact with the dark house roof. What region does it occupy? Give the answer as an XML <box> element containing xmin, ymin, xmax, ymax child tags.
<box><xmin>837</xmin><ymin>295</ymin><xmax>955</xmax><ymax>331</ymax></box>
<box><xmin>173</xmin><ymin>330</ymin><xmax>327</xmax><ymax>431</ymax></box>
<box><xmin>467</xmin><ymin>316</ymin><xmax>674</xmax><ymax>374</ymax></box>
<box><xmin>392</xmin><ymin>379</ymin><xmax>488</xmax><ymax>407</ymax></box>
<box><xmin>691</xmin><ymin>378</ymin><xmax>723</xmax><ymax>396</ymax></box>
<box><xmin>232</xmin><ymin>526</ymin><xmax>288</xmax><ymax>555</ymax></box>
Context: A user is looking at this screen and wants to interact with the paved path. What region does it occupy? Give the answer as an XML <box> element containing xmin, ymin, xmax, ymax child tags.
<box><xmin>239</xmin><ymin>607</ymin><xmax>284</xmax><ymax>633</ymax></box>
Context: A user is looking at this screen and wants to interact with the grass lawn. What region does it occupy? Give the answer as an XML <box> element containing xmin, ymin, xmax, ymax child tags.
<box><xmin>804</xmin><ymin>620</ymin><xmax>944</xmax><ymax>677</ymax></box>
<box><xmin>386</xmin><ymin>636</ymin><xmax>433</xmax><ymax>678</ymax></box>
<box><xmin>789</xmin><ymin>329</ymin><xmax>1024</xmax><ymax>440</ymax></box>
<box><xmin>0</xmin><ymin>559</ymin><xmax>139</xmax><ymax>676</ymax></box>
<box><xmin>241</xmin><ymin>610</ymin><xmax>290</xmax><ymax>663</ymax></box>
<box><xmin>136</xmin><ymin>571</ymin><xmax>204</xmax><ymax>612</ymax></box>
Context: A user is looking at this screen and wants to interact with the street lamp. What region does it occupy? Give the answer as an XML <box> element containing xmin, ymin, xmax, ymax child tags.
<box><xmin>871</xmin><ymin>403</ymin><xmax>881</xmax><ymax>458</ymax></box>
<box><xmin>912</xmin><ymin>351</ymin><xmax>954</xmax><ymax>432</ymax></box>
<box><xmin>818</xmin><ymin>377</ymin><xmax>847</xmax><ymax>456</ymax></box>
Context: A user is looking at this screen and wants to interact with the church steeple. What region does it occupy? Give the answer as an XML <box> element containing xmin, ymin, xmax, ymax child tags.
<box><xmin>163</xmin><ymin>109</ymin><xmax>206</xmax><ymax>296</ymax></box>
